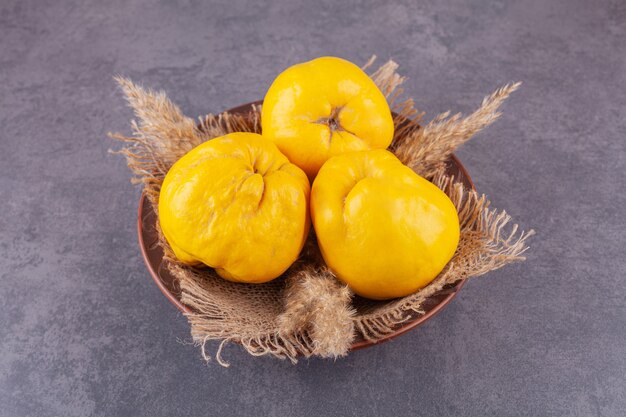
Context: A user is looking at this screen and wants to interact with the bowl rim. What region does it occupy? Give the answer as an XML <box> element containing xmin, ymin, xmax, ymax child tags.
<box><xmin>136</xmin><ymin>101</ymin><xmax>475</xmax><ymax>351</ymax></box>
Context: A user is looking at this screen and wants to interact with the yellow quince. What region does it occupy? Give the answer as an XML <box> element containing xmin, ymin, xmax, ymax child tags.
<box><xmin>311</xmin><ymin>149</ymin><xmax>460</xmax><ymax>300</ymax></box>
<box><xmin>158</xmin><ymin>132</ymin><xmax>310</xmax><ymax>283</ymax></box>
<box><xmin>262</xmin><ymin>56</ymin><xmax>394</xmax><ymax>180</ymax></box>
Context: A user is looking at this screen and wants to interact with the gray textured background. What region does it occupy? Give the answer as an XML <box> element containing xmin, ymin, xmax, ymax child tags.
<box><xmin>1</xmin><ymin>0</ymin><xmax>625</xmax><ymax>416</ymax></box>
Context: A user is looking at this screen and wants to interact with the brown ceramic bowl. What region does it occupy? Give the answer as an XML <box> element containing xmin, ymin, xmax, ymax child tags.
<box><xmin>137</xmin><ymin>102</ymin><xmax>475</xmax><ymax>351</ymax></box>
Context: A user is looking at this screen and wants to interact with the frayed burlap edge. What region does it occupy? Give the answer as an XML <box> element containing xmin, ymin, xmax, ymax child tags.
<box><xmin>110</xmin><ymin>57</ymin><xmax>533</xmax><ymax>366</ymax></box>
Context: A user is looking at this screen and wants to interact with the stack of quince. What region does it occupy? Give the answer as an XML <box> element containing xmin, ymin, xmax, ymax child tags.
<box><xmin>159</xmin><ymin>57</ymin><xmax>460</xmax><ymax>300</ymax></box>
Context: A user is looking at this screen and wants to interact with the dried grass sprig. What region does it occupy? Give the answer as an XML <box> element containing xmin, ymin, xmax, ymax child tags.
<box><xmin>108</xmin><ymin>77</ymin><xmax>202</xmax><ymax>205</ymax></box>
<box><xmin>394</xmin><ymin>82</ymin><xmax>522</xmax><ymax>178</ymax></box>
<box><xmin>364</xmin><ymin>57</ymin><xmax>424</xmax><ymax>149</ymax></box>
<box><xmin>278</xmin><ymin>267</ymin><xmax>356</xmax><ymax>358</ymax></box>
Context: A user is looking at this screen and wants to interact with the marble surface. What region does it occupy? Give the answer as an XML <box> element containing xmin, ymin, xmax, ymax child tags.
<box><xmin>1</xmin><ymin>0</ymin><xmax>624</xmax><ymax>416</ymax></box>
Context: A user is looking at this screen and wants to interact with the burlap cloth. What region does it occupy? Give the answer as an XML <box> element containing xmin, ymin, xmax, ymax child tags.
<box><xmin>110</xmin><ymin>58</ymin><xmax>533</xmax><ymax>366</ymax></box>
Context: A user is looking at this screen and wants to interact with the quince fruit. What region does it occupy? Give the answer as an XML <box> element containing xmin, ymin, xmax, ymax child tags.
<box><xmin>158</xmin><ymin>133</ymin><xmax>310</xmax><ymax>283</ymax></box>
<box><xmin>262</xmin><ymin>56</ymin><xmax>394</xmax><ymax>180</ymax></box>
<box><xmin>311</xmin><ymin>149</ymin><xmax>460</xmax><ymax>300</ymax></box>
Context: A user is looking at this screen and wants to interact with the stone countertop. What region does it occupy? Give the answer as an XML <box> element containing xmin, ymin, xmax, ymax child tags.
<box><xmin>1</xmin><ymin>0</ymin><xmax>624</xmax><ymax>416</ymax></box>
